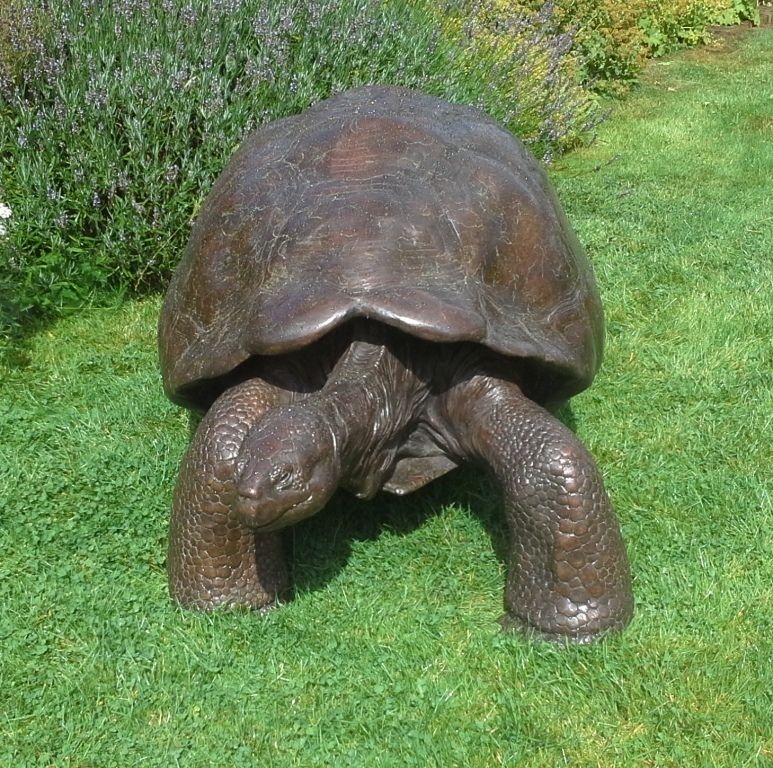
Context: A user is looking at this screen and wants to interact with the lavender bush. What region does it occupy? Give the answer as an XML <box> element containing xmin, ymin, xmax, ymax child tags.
<box><xmin>445</xmin><ymin>1</ymin><xmax>601</xmax><ymax>163</ymax></box>
<box><xmin>0</xmin><ymin>0</ymin><xmax>597</xmax><ymax>336</ymax></box>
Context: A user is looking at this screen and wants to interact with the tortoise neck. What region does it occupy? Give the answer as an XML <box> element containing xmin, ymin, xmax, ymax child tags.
<box><xmin>309</xmin><ymin>323</ymin><xmax>424</xmax><ymax>496</ymax></box>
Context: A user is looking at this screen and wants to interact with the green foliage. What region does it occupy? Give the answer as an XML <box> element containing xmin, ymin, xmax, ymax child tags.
<box><xmin>0</xmin><ymin>1</ymin><xmax>46</xmax><ymax>90</ymax></box>
<box><xmin>440</xmin><ymin>1</ymin><xmax>602</xmax><ymax>163</ymax></box>
<box><xmin>2</xmin><ymin>0</ymin><xmax>756</xmax><ymax>335</ymax></box>
<box><xmin>1</xmin><ymin>29</ymin><xmax>772</xmax><ymax>766</ymax></box>
<box><xmin>638</xmin><ymin>0</ymin><xmax>760</xmax><ymax>55</ymax></box>
<box><xmin>460</xmin><ymin>0</ymin><xmax>759</xmax><ymax>93</ymax></box>
<box><xmin>0</xmin><ymin>0</ymin><xmax>453</xmax><ymax>333</ymax></box>
<box><xmin>576</xmin><ymin>0</ymin><xmax>759</xmax><ymax>85</ymax></box>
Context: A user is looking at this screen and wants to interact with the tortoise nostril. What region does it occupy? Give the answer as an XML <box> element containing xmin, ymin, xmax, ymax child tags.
<box><xmin>237</xmin><ymin>477</ymin><xmax>261</xmax><ymax>500</ymax></box>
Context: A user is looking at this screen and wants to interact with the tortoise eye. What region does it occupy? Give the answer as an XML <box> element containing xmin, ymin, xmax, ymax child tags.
<box><xmin>271</xmin><ymin>464</ymin><xmax>295</xmax><ymax>488</ymax></box>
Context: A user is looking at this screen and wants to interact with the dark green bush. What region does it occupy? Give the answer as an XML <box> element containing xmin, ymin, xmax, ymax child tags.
<box><xmin>0</xmin><ymin>0</ymin><xmax>600</xmax><ymax>336</ymax></box>
<box><xmin>0</xmin><ymin>0</ymin><xmax>435</xmax><ymax>333</ymax></box>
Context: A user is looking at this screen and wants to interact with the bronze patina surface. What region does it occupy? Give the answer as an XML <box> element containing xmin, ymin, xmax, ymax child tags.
<box><xmin>159</xmin><ymin>86</ymin><xmax>633</xmax><ymax>643</ymax></box>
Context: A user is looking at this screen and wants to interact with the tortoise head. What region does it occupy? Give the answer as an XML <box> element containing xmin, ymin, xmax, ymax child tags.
<box><xmin>234</xmin><ymin>406</ymin><xmax>340</xmax><ymax>530</ymax></box>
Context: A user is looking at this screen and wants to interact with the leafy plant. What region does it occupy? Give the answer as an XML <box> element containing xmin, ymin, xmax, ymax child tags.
<box><xmin>442</xmin><ymin>0</ymin><xmax>602</xmax><ymax>163</ymax></box>
<box><xmin>0</xmin><ymin>0</ymin><xmax>450</xmax><ymax>334</ymax></box>
<box><xmin>471</xmin><ymin>0</ymin><xmax>760</xmax><ymax>93</ymax></box>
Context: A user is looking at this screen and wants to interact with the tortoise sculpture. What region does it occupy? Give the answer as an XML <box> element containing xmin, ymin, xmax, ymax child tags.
<box><xmin>159</xmin><ymin>85</ymin><xmax>633</xmax><ymax>643</ymax></box>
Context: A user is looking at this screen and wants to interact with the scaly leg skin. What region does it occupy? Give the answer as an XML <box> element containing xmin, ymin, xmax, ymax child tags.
<box><xmin>442</xmin><ymin>376</ymin><xmax>633</xmax><ymax>643</ymax></box>
<box><xmin>167</xmin><ymin>378</ymin><xmax>292</xmax><ymax>610</ymax></box>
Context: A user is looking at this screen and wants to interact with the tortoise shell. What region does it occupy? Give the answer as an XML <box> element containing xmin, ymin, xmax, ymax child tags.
<box><xmin>159</xmin><ymin>86</ymin><xmax>603</xmax><ymax>410</ymax></box>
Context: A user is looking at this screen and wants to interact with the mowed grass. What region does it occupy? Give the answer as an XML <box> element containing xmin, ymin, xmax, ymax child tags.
<box><xmin>1</xmin><ymin>29</ymin><xmax>771</xmax><ymax>768</ymax></box>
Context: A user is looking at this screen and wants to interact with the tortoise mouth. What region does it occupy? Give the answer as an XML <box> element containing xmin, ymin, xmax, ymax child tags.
<box><xmin>235</xmin><ymin>492</ymin><xmax>316</xmax><ymax>531</ymax></box>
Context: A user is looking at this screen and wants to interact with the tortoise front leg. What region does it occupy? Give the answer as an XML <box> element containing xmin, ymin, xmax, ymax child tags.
<box><xmin>439</xmin><ymin>377</ymin><xmax>633</xmax><ymax>642</ymax></box>
<box><xmin>167</xmin><ymin>379</ymin><xmax>292</xmax><ymax>610</ymax></box>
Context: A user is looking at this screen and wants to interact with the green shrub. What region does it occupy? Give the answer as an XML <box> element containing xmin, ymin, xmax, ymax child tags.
<box><xmin>0</xmin><ymin>0</ymin><xmax>441</xmax><ymax>332</ymax></box>
<box><xmin>0</xmin><ymin>1</ymin><xmax>47</xmax><ymax>92</ymax></box>
<box><xmin>638</xmin><ymin>0</ymin><xmax>758</xmax><ymax>56</ymax></box>
<box><xmin>458</xmin><ymin>0</ymin><xmax>758</xmax><ymax>94</ymax></box>
<box><xmin>572</xmin><ymin>0</ymin><xmax>758</xmax><ymax>88</ymax></box>
<box><xmin>0</xmin><ymin>0</ymin><xmax>601</xmax><ymax>338</ymax></box>
<box><xmin>441</xmin><ymin>1</ymin><xmax>601</xmax><ymax>163</ymax></box>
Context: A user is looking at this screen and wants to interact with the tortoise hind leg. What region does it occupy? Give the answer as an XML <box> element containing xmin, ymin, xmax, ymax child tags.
<box><xmin>437</xmin><ymin>376</ymin><xmax>633</xmax><ymax>642</ymax></box>
<box><xmin>167</xmin><ymin>378</ymin><xmax>291</xmax><ymax>610</ymax></box>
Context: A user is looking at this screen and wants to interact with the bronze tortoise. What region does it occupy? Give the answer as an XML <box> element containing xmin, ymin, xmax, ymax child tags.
<box><xmin>159</xmin><ymin>85</ymin><xmax>633</xmax><ymax>643</ymax></box>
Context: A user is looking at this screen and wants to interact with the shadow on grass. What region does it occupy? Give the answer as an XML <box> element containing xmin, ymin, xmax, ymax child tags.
<box><xmin>0</xmin><ymin>289</ymin><xmax>132</xmax><ymax>370</ymax></box>
<box><xmin>0</xmin><ymin>314</ymin><xmax>46</xmax><ymax>369</ymax></box>
<box><xmin>285</xmin><ymin>465</ymin><xmax>504</xmax><ymax>598</ymax></box>
<box><xmin>284</xmin><ymin>404</ymin><xmax>579</xmax><ymax>599</ymax></box>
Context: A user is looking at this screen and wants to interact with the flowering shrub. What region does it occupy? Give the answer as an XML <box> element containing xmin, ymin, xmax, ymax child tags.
<box><xmin>0</xmin><ymin>0</ymin><xmax>449</xmax><ymax>333</ymax></box>
<box><xmin>1</xmin><ymin>0</ymin><xmax>755</xmax><ymax>335</ymax></box>
<box><xmin>0</xmin><ymin>2</ymin><xmax>50</xmax><ymax>100</ymax></box>
<box><xmin>456</xmin><ymin>0</ymin><xmax>758</xmax><ymax>94</ymax></box>
<box><xmin>442</xmin><ymin>1</ymin><xmax>601</xmax><ymax>162</ymax></box>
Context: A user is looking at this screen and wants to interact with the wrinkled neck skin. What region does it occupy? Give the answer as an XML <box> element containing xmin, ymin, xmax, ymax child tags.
<box><xmin>306</xmin><ymin>322</ymin><xmax>428</xmax><ymax>498</ymax></box>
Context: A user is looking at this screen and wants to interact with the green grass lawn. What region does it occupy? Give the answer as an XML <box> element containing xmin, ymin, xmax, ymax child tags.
<box><xmin>2</xmin><ymin>28</ymin><xmax>771</xmax><ymax>768</ymax></box>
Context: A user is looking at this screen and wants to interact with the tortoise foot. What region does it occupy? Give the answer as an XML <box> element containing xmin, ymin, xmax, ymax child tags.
<box><xmin>438</xmin><ymin>377</ymin><xmax>634</xmax><ymax>643</ymax></box>
<box><xmin>169</xmin><ymin>522</ymin><xmax>291</xmax><ymax>613</ymax></box>
<box><xmin>500</xmin><ymin>614</ymin><xmax>610</xmax><ymax>645</ymax></box>
<box><xmin>169</xmin><ymin>526</ymin><xmax>291</xmax><ymax>613</ymax></box>
<box><xmin>173</xmin><ymin>590</ymin><xmax>287</xmax><ymax>614</ymax></box>
<box><xmin>500</xmin><ymin>588</ymin><xmax>632</xmax><ymax>644</ymax></box>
